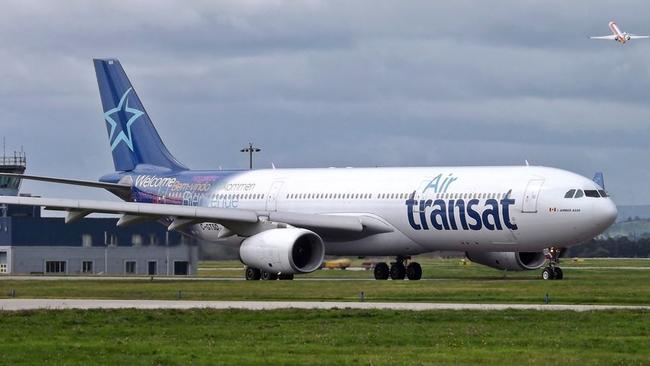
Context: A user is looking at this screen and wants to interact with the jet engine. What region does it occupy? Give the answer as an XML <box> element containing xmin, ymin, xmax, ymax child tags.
<box><xmin>239</xmin><ymin>228</ymin><xmax>325</xmax><ymax>274</ymax></box>
<box><xmin>465</xmin><ymin>251</ymin><xmax>546</xmax><ymax>271</ymax></box>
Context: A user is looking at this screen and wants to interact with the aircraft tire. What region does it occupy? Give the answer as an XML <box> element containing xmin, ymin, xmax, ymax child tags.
<box><xmin>553</xmin><ymin>267</ymin><xmax>563</xmax><ymax>280</ymax></box>
<box><xmin>245</xmin><ymin>267</ymin><xmax>261</xmax><ymax>281</ymax></box>
<box><xmin>374</xmin><ymin>262</ymin><xmax>390</xmax><ymax>280</ymax></box>
<box><xmin>261</xmin><ymin>270</ymin><xmax>278</xmax><ymax>281</ymax></box>
<box><xmin>542</xmin><ymin>267</ymin><xmax>555</xmax><ymax>280</ymax></box>
<box><xmin>390</xmin><ymin>263</ymin><xmax>406</xmax><ymax>280</ymax></box>
<box><xmin>406</xmin><ymin>262</ymin><xmax>422</xmax><ymax>280</ymax></box>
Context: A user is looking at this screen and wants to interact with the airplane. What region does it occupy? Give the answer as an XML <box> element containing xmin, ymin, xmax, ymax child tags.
<box><xmin>0</xmin><ymin>59</ymin><xmax>617</xmax><ymax>281</ymax></box>
<box><xmin>590</xmin><ymin>21</ymin><xmax>649</xmax><ymax>44</ymax></box>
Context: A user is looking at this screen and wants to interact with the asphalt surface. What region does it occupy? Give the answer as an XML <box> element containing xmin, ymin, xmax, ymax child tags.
<box><xmin>1</xmin><ymin>299</ymin><xmax>649</xmax><ymax>311</ymax></box>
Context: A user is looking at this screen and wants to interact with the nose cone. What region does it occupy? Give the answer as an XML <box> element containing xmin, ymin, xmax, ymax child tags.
<box><xmin>594</xmin><ymin>199</ymin><xmax>617</xmax><ymax>231</ymax></box>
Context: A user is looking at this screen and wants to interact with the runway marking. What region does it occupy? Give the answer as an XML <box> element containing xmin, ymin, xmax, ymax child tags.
<box><xmin>1</xmin><ymin>299</ymin><xmax>649</xmax><ymax>312</ymax></box>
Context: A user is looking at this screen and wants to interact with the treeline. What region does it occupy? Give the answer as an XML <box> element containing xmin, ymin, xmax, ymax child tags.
<box><xmin>565</xmin><ymin>237</ymin><xmax>650</xmax><ymax>258</ymax></box>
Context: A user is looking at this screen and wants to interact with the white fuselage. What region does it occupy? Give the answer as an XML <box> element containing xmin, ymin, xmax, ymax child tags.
<box><xmin>609</xmin><ymin>21</ymin><xmax>628</xmax><ymax>43</ymax></box>
<box><xmin>184</xmin><ymin>165</ymin><xmax>617</xmax><ymax>256</ymax></box>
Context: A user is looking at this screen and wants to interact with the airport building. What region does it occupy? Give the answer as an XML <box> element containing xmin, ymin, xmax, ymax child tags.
<box><xmin>0</xmin><ymin>151</ymin><xmax>198</xmax><ymax>276</ymax></box>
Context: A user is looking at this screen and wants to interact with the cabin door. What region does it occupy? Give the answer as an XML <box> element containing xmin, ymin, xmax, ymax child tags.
<box><xmin>265</xmin><ymin>181</ymin><xmax>284</xmax><ymax>211</ymax></box>
<box><xmin>522</xmin><ymin>179</ymin><xmax>544</xmax><ymax>213</ymax></box>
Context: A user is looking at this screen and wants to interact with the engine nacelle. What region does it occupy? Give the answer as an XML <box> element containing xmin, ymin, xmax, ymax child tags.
<box><xmin>240</xmin><ymin>228</ymin><xmax>325</xmax><ymax>274</ymax></box>
<box><xmin>465</xmin><ymin>251</ymin><xmax>546</xmax><ymax>271</ymax></box>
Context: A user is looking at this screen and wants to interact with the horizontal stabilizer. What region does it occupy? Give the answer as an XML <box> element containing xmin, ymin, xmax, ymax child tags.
<box><xmin>0</xmin><ymin>173</ymin><xmax>130</xmax><ymax>192</ymax></box>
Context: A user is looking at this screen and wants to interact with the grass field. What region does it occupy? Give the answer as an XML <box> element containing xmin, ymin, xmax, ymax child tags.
<box><xmin>2</xmin><ymin>259</ymin><xmax>650</xmax><ymax>365</ymax></box>
<box><xmin>1</xmin><ymin>258</ymin><xmax>650</xmax><ymax>305</ymax></box>
<box><xmin>0</xmin><ymin>308</ymin><xmax>648</xmax><ymax>365</ymax></box>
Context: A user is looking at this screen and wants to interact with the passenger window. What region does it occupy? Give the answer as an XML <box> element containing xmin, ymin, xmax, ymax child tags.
<box><xmin>564</xmin><ymin>189</ymin><xmax>575</xmax><ymax>199</ymax></box>
<box><xmin>598</xmin><ymin>190</ymin><xmax>608</xmax><ymax>197</ymax></box>
<box><xmin>574</xmin><ymin>190</ymin><xmax>584</xmax><ymax>198</ymax></box>
<box><xmin>584</xmin><ymin>190</ymin><xmax>600</xmax><ymax>198</ymax></box>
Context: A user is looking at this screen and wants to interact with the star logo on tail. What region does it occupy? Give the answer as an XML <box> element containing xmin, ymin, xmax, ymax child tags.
<box><xmin>103</xmin><ymin>87</ymin><xmax>144</xmax><ymax>152</ymax></box>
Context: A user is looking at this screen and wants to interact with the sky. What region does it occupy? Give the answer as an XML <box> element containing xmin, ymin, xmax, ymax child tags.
<box><xmin>2</xmin><ymin>0</ymin><xmax>650</xmax><ymax>205</ymax></box>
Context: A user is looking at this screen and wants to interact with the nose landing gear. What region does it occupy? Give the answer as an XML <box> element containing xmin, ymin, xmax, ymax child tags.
<box><xmin>541</xmin><ymin>247</ymin><xmax>564</xmax><ymax>280</ymax></box>
<box><xmin>373</xmin><ymin>256</ymin><xmax>422</xmax><ymax>280</ymax></box>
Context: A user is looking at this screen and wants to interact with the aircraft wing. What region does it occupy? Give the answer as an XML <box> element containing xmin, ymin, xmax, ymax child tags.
<box><xmin>0</xmin><ymin>195</ymin><xmax>393</xmax><ymax>238</ymax></box>
<box><xmin>589</xmin><ymin>35</ymin><xmax>617</xmax><ymax>40</ymax></box>
<box><xmin>629</xmin><ymin>35</ymin><xmax>650</xmax><ymax>39</ymax></box>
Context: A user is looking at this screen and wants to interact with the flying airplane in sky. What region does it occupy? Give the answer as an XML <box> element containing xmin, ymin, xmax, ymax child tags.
<box><xmin>590</xmin><ymin>21</ymin><xmax>649</xmax><ymax>43</ymax></box>
<box><xmin>0</xmin><ymin>59</ymin><xmax>617</xmax><ymax>281</ymax></box>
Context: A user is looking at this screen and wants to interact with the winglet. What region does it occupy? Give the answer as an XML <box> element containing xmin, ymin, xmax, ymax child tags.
<box><xmin>593</xmin><ymin>172</ymin><xmax>605</xmax><ymax>189</ymax></box>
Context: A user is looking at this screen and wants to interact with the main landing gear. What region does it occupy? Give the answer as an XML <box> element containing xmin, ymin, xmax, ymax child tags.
<box><xmin>373</xmin><ymin>256</ymin><xmax>422</xmax><ymax>281</ymax></box>
<box><xmin>245</xmin><ymin>267</ymin><xmax>294</xmax><ymax>281</ymax></box>
<box><xmin>541</xmin><ymin>247</ymin><xmax>564</xmax><ymax>280</ymax></box>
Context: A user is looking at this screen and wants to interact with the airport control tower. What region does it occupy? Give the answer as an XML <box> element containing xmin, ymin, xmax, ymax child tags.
<box><xmin>0</xmin><ymin>147</ymin><xmax>26</xmax><ymax>216</ymax></box>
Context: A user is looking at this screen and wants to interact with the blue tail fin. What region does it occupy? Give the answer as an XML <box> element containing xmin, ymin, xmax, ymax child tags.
<box><xmin>593</xmin><ymin>172</ymin><xmax>605</xmax><ymax>189</ymax></box>
<box><xmin>93</xmin><ymin>58</ymin><xmax>187</xmax><ymax>172</ymax></box>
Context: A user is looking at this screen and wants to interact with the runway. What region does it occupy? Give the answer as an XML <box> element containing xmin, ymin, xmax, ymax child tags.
<box><xmin>1</xmin><ymin>299</ymin><xmax>649</xmax><ymax>312</ymax></box>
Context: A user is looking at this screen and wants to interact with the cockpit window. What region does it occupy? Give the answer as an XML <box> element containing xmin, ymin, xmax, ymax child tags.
<box><xmin>564</xmin><ymin>189</ymin><xmax>576</xmax><ymax>198</ymax></box>
<box><xmin>598</xmin><ymin>190</ymin><xmax>608</xmax><ymax>197</ymax></box>
<box><xmin>584</xmin><ymin>190</ymin><xmax>600</xmax><ymax>198</ymax></box>
<box><xmin>574</xmin><ymin>189</ymin><xmax>584</xmax><ymax>198</ymax></box>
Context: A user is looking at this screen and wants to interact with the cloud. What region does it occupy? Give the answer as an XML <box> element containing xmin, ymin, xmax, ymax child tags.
<box><xmin>1</xmin><ymin>0</ymin><xmax>649</xmax><ymax>204</ymax></box>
